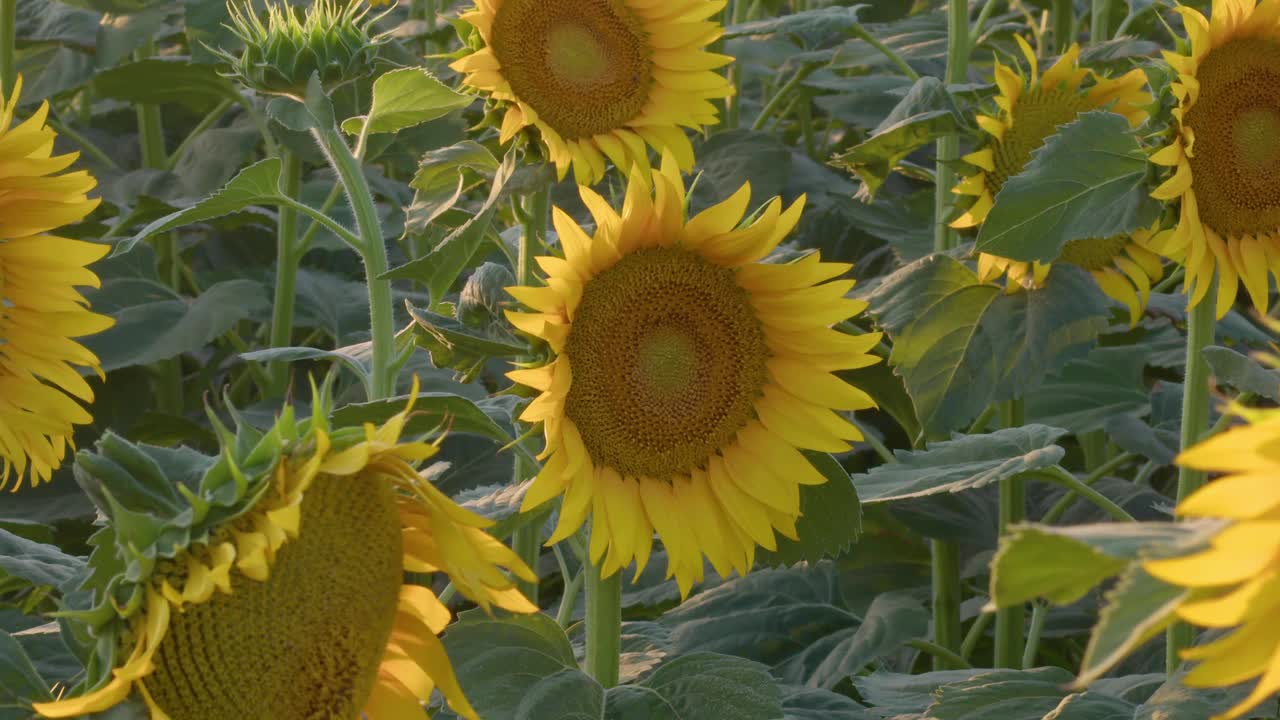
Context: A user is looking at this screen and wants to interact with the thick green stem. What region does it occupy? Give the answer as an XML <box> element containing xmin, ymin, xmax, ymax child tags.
<box><xmin>970</xmin><ymin>0</ymin><xmax>1001</xmax><ymax>43</ymax></box>
<box><xmin>268</xmin><ymin>152</ymin><xmax>303</xmax><ymax>394</ymax></box>
<box><xmin>585</xmin><ymin>560</ymin><xmax>622</xmax><ymax>688</ymax></box>
<box><xmin>931</xmin><ymin>540</ymin><xmax>963</xmax><ymax>669</ymax></box>
<box><xmin>511</xmin><ymin>184</ymin><xmax>551</xmax><ymax>602</ymax></box>
<box><xmin>995</xmin><ymin>399</ymin><xmax>1026</xmax><ymax>668</ymax></box>
<box><xmin>1052</xmin><ymin>0</ymin><xmax>1074</xmax><ymax>52</ymax></box>
<box><xmin>1032</xmin><ymin>467</ymin><xmax>1136</xmax><ymax>523</ymax></box>
<box><xmin>934</xmin><ymin>0</ymin><xmax>969</xmax><ymax>252</ymax></box>
<box><xmin>1168</xmin><ymin>292</ymin><xmax>1216</xmax><ymax>672</ymax></box>
<box><xmin>751</xmin><ymin>64</ymin><xmax>817</xmax><ymax>131</ymax></box>
<box><xmin>1091</xmin><ymin>0</ymin><xmax>1112</xmax><ymax>43</ymax></box>
<box><xmin>0</xmin><ymin>0</ymin><xmax>15</xmax><ymax>99</ymax></box>
<box><xmin>314</xmin><ymin>125</ymin><xmax>395</xmax><ymax>399</ymax></box>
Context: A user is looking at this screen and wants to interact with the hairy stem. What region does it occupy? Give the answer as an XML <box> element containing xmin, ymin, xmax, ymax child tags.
<box><xmin>994</xmin><ymin>399</ymin><xmax>1026</xmax><ymax>668</ymax></box>
<box><xmin>931</xmin><ymin>540</ymin><xmax>964</xmax><ymax>669</ymax></box>
<box><xmin>268</xmin><ymin>151</ymin><xmax>304</xmax><ymax>394</ymax></box>
<box><xmin>934</xmin><ymin>0</ymin><xmax>969</xmax><ymax>252</ymax></box>
<box><xmin>585</xmin><ymin>560</ymin><xmax>622</xmax><ymax>688</ymax></box>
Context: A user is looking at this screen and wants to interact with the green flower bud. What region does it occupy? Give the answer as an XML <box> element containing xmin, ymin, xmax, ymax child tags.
<box><xmin>215</xmin><ymin>0</ymin><xmax>384</xmax><ymax>95</ymax></box>
<box><xmin>457</xmin><ymin>262</ymin><xmax>514</xmax><ymax>328</ymax></box>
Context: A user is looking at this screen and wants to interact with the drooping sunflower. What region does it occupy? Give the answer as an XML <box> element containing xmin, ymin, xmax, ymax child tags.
<box><xmin>32</xmin><ymin>381</ymin><xmax>536</xmax><ymax>720</ymax></box>
<box><xmin>506</xmin><ymin>153</ymin><xmax>882</xmax><ymax>595</ymax></box>
<box><xmin>1150</xmin><ymin>0</ymin><xmax>1280</xmax><ymax>318</ymax></box>
<box><xmin>450</xmin><ymin>0</ymin><xmax>733</xmax><ymax>185</ymax></box>
<box><xmin>0</xmin><ymin>76</ymin><xmax>112</xmax><ymax>491</ymax></box>
<box><xmin>952</xmin><ymin>38</ymin><xmax>1163</xmax><ymax>325</ymax></box>
<box><xmin>1144</xmin><ymin>408</ymin><xmax>1280</xmax><ymax>720</ymax></box>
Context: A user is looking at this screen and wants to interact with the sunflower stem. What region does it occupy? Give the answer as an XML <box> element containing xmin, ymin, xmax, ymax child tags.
<box><xmin>850</xmin><ymin>24</ymin><xmax>921</xmax><ymax>82</ymax></box>
<box><xmin>751</xmin><ymin>63</ymin><xmax>817</xmax><ymax>131</ymax></box>
<box><xmin>268</xmin><ymin>151</ymin><xmax>304</xmax><ymax>395</ymax></box>
<box><xmin>1052</xmin><ymin>0</ymin><xmax>1074</xmax><ymax>52</ymax></box>
<box><xmin>1022</xmin><ymin>601</ymin><xmax>1048</xmax><ymax>669</ymax></box>
<box><xmin>314</xmin><ymin>123</ymin><xmax>395</xmax><ymax>400</ymax></box>
<box><xmin>994</xmin><ymin>399</ymin><xmax>1026</xmax><ymax>668</ymax></box>
<box><xmin>1091</xmin><ymin>0</ymin><xmax>1112</xmax><ymax>43</ymax></box>
<box><xmin>0</xmin><ymin>0</ymin><xmax>15</xmax><ymax>98</ymax></box>
<box><xmin>931</xmin><ymin>540</ymin><xmax>964</xmax><ymax>669</ymax></box>
<box><xmin>909</xmin><ymin>639</ymin><xmax>973</xmax><ymax>669</ymax></box>
<box><xmin>960</xmin><ymin>610</ymin><xmax>993</xmax><ymax>662</ymax></box>
<box><xmin>511</xmin><ymin>182</ymin><xmax>551</xmax><ymax>603</ymax></box>
<box><xmin>1167</xmin><ymin>290</ymin><xmax>1216</xmax><ymax>673</ymax></box>
<box><xmin>585</xmin><ymin>560</ymin><xmax>622</xmax><ymax>688</ymax></box>
<box><xmin>934</xmin><ymin>0</ymin><xmax>969</xmax><ymax>252</ymax></box>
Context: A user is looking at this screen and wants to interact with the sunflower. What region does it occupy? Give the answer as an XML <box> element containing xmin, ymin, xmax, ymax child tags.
<box><xmin>951</xmin><ymin>38</ymin><xmax>1161</xmax><ymax>326</ymax></box>
<box><xmin>0</xmin><ymin>77</ymin><xmax>112</xmax><ymax>491</ymax></box>
<box><xmin>32</xmin><ymin>381</ymin><xmax>536</xmax><ymax>720</ymax></box>
<box><xmin>505</xmin><ymin>153</ymin><xmax>881</xmax><ymax>596</ymax></box>
<box><xmin>1143</xmin><ymin>408</ymin><xmax>1280</xmax><ymax>720</ymax></box>
<box><xmin>450</xmin><ymin>0</ymin><xmax>733</xmax><ymax>185</ymax></box>
<box><xmin>1149</xmin><ymin>0</ymin><xmax>1280</xmax><ymax>318</ymax></box>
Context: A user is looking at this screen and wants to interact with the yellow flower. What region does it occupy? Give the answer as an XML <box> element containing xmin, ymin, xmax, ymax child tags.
<box><xmin>450</xmin><ymin>0</ymin><xmax>734</xmax><ymax>185</ymax></box>
<box><xmin>1144</xmin><ymin>409</ymin><xmax>1280</xmax><ymax>720</ymax></box>
<box><xmin>506</xmin><ymin>152</ymin><xmax>882</xmax><ymax>596</ymax></box>
<box><xmin>33</xmin><ymin>383</ymin><xmax>536</xmax><ymax>720</ymax></box>
<box><xmin>0</xmin><ymin>76</ymin><xmax>112</xmax><ymax>491</ymax></box>
<box><xmin>1149</xmin><ymin>0</ymin><xmax>1280</xmax><ymax>318</ymax></box>
<box><xmin>952</xmin><ymin>37</ymin><xmax>1161</xmax><ymax>326</ymax></box>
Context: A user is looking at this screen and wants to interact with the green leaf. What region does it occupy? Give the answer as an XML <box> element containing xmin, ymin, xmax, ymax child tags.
<box><xmin>887</xmin><ymin>264</ymin><xmax>1111</xmax><ymax>434</ymax></box>
<box><xmin>1077</xmin><ymin>565</ymin><xmax>1186</xmax><ymax>687</ymax></box>
<box><xmin>1133</xmin><ymin>671</ymin><xmax>1254</xmax><ymax>720</ymax></box>
<box><xmin>341</xmin><ymin>68</ymin><xmax>472</xmax><ymax>135</ymax></box>
<box><xmin>605</xmin><ymin>653</ymin><xmax>782</xmax><ymax>720</ymax></box>
<box><xmin>759</xmin><ymin>452</ymin><xmax>861</xmax><ymax>565</ymax></box>
<box><xmin>853</xmin><ymin>425</ymin><xmax>1067</xmax><ymax>503</ymax></box>
<box><xmin>1202</xmin><ymin>345</ymin><xmax>1280</xmax><ymax>402</ymax></box>
<box><xmin>118</xmin><ymin>159</ymin><xmax>286</xmax><ymax>255</ymax></box>
<box><xmin>779</xmin><ymin>591</ymin><xmax>928</xmax><ymax>690</ymax></box>
<box><xmin>0</xmin><ymin>529</ymin><xmax>83</xmax><ymax>590</ymax></box>
<box><xmin>239</xmin><ymin>347</ymin><xmax>371</xmax><ymax>386</ymax></box>
<box><xmin>780</xmin><ymin>685</ymin><xmax>876</xmax><ymax>720</ymax></box>
<box><xmin>445</xmin><ymin>612</ymin><xmax>601</xmax><ymax>720</ymax></box>
<box><xmin>407</xmin><ymin>304</ymin><xmax>527</xmax><ymax>375</ymax></box>
<box><xmin>0</xmin><ymin>630</ymin><xmax>50</xmax><ymax>709</ymax></box>
<box><xmin>1026</xmin><ymin>345</ymin><xmax>1151</xmax><ymax>434</ymax></box>
<box><xmin>724</xmin><ymin>5</ymin><xmax>865</xmax><ymax>45</ymax></box>
<box><xmin>832</xmin><ymin>77</ymin><xmax>962</xmax><ymax>199</ymax></box>
<box><xmin>84</xmin><ymin>279</ymin><xmax>271</xmax><ymax>371</ymax></box>
<box><xmin>852</xmin><ymin>670</ymin><xmax>987</xmax><ymax>717</ymax></box>
<box><xmin>92</xmin><ymin>58</ymin><xmax>241</xmax><ymax>113</ymax></box>
<box><xmin>330</xmin><ymin>393</ymin><xmax>518</xmax><ymax>449</ymax></box>
<box><xmin>405</xmin><ymin>141</ymin><xmax>500</xmax><ymax>231</ymax></box>
<box><xmin>927</xmin><ymin>667</ymin><xmax>1081</xmax><ymax>720</ymax></box>
<box><xmin>992</xmin><ymin>521</ymin><xmax>1223</xmax><ymax>608</ymax></box>
<box><xmin>975</xmin><ymin>112</ymin><xmax>1161</xmax><ymax>264</ymax></box>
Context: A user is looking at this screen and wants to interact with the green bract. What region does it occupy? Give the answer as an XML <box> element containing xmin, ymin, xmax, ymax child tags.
<box><xmin>214</xmin><ymin>0</ymin><xmax>384</xmax><ymax>95</ymax></box>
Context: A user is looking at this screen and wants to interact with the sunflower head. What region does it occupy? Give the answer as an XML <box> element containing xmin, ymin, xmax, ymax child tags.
<box><xmin>450</xmin><ymin>0</ymin><xmax>734</xmax><ymax>185</ymax></box>
<box><xmin>0</xmin><ymin>76</ymin><xmax>112</xmax><ymax>491</ymax></box>
<box><xmin>33</xmin><ymin>379</ymin><xmax>535</xmax><ymax>720</ymax></box>
<box><xmin>951</xmin><ymin>37</ymin><xmax>1161</xmax><ymax>326</ymax></box>
<box><xmin>505</xmin><ymin>152</ymin><xmax>882</xmax><ymax>596</ymax></box>
<box><xmin>217</xmin><ymin>0</ymin><xmax>384</xmax><ymax>95</ymax></box>
<box><xmin>1143</xmin><ymin>407</ymin><xmax>1280</xmax><ymax>720</ymax></box>
<box><xmin>1148</xmin><ymin>0</ymin><xmax>1280</xmax><ymax>318</ymax></box>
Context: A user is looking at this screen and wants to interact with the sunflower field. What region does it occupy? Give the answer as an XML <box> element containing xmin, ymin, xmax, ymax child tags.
<box><xmin>3</xmin><ymin>0</ymin><xmax>1280</xmax><ymax>717</ymax></box>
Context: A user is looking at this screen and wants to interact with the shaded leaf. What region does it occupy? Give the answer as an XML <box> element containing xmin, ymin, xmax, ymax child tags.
<box><xmin>605</xmin><ymin>653</ymin><xmax>782</xmax><ymax>720</ymax></box>
<box><xmin>1202</xmin><ymin>345</ymin><xmax>1280</xmax><ymax>402</ymax></box>
<box><xmin>760</xmin><ymin>452</ymin><xmax>861</xmax><ymax>566</ymax></box>
<box><xmin>0</xmin><ymin>530</ymin><xmax>84</xmax><ymax>590</ymax></box>
<box><xmin>92</xmin><ymin>58</ymin><xmax>240</xmax><ymax>113</ymax></box>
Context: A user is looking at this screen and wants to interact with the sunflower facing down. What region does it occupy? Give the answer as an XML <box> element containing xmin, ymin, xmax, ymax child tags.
<box><xmin>1143</xmin><ymin>408</ymin><xmax>1280</xmax><ymax>720</ymax></box>
<box><xmin>450</xmin><ymin>0</ymin><xmax>733</xmax><ymax>185</ymax></box>
<box><xmin>32</xmin><ymin>382</ymin><xmax>536</xmax><ymax>720</ymax></box>
<box><xmin>951</xmin><ymin>37</ymin><xmax>1162</xmax><ymax>326</ymax></box>
<box><xmin>505</xmin><ymin>152</ymin><xmax>882</xmax><ymax>596</ymax></box>
<box><xmin>1150</xmin><ymin>0</ymin><xmax>1280</xmax><ymax>318</ymax></box>
<box><xmin>0</xmin><ymin>76</ymin><xmax>113</xmax><ymax>490</ymax></box>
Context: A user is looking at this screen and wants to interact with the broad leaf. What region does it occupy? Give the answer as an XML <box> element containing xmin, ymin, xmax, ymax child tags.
<box><xmin>1078</xmin><ymin>567</ymin><xmax>1187</xmax><ymax>686</ymax></box>
<box><xmin>853</xmin><ymin>425</ymin><xmax>1067</xmax><ymax>502</ymax></box>
<box><xmin>119</xmin><ymin>159</ymin><xmax>286</xmax><ymax>254</ymax></box>
<box><xmin>976</xmin><ymin>112</ymin><xmax>1161</xmax><ymax>263</ymax></box>
<box><xmin>781</xmin><ymin>685</ymin><xmax>876</xmax><ymax>720</ymax></box>
<box><xmin>341</xmin><ymin>68</ymin><xmax>473</xmax><ymax>135</ymax></box>
<box><xmin>0</xmin><ymin>530</ymin><xmax>84</xmax><ymax>590</ymax></box>
<box><xmin>926</xmin><ymin>667</ymin><xmax>1083</xmax><ymax>720</ymax></box>
<box><xmin>1202</xmin><ymin>345</ymin><xmax>1280</xmax><ymax>402</ymax></box>
<box><xmin>92</xmin><ymin>58</ymin><xmax>240</xmax><ymax>113</ymax></box>
<box><xmin>1026</xmin><ymin>345</ymin><xmax>1151</xmax><ymax>434</ymax></box>
<box><xmin>604</xmin><ymin>653</ymin><xmax>782</xmax><ymax>720</ymax></box>
<box><xmin>0</xmin><ymin>630</ymin><xmax>50</xmax><ymax>709</ymax></box>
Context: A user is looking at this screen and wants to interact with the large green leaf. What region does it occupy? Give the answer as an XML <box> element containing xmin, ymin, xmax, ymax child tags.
<box><xmin>1025</xmin><ymin>345</ymin><xmax>1151</xmax><ymax>434</ymax></box>
<box><xmin>724</xmin><ymin>5</ymin><xmax>865</xmax><ymax>46</ymax></box>
<box><xmin>0</xmin><ymin>630</ymin><xmax>50</xmax><ymax>712</ymax></box>
<box><xmin>1133</xmin><ymin>672</ymin><xmax>1254</xmax><ymax>720</ymax></box>
<box><xmin>926</xmin><ymin>667</ymin><xmax>1086</xmax><ymax>720</ymax></box>
<box><xmin>975</xmin><ymin>112</ymin><xmax>1161</xmax><ymax>264</ymax></box>
<box><xmin>92</xmin><ymin>58</ymin><xmax>241</xmax><ymax>113</ymax></box>
<box><xmin>853</xmin><ymin>425</ymin><xmax>1067</xmax><ymax>503</ymax></box>
<box><xmin>1078</xmin><ymin>569</ymin><xmax>1187</xmax><ymax>687</ymax></box>
<box><xmin>0</xmin><ymin>530</ymin><xmax>84</xmax><ymax>591</ymax></box>
<box><xmin>760</xmin><ymin>453</ymin><xmax>861</xmax><ymax>566</ymax></box>
<box><xmin>884</xmin><ymin>262</ymin><xmax>1111</xmax><ymax>434</ymax></box>
<box><xmin>330</xmin><ymin>393</ymin><xmax>517</xmax><ymax>447</ymax></box>
<box><xmin>119</xmin><ymin>159</ymin><xmax>287</xmax><ymax>255</ymax></box>
<box><xmin>605</xmin><ymin>653</ymin><xmax>782</xmax><ymax>720</ymax></box>
<box><xmin>1202</xmin><ymin>345</ymin><xmax>1280</xmax><ymax>402</ymax></box>
<box><xmin>341</xmin><ymin>68</ymin><xmax>472</xmax><ymax>135</ymax></box>
<box><xmin>780</xmin><ymin>686</ymin><xmax>876</xmax><ymax>720</ymax></box>
<box><xmin>832</xmin><ymin>76</ymin><xmax>962</xmax><ymax>199</ymax></box>
<box><xmin>84</xmin><ymin>279</ymin><xmax>270</xmax><ymax>371</ymax></box>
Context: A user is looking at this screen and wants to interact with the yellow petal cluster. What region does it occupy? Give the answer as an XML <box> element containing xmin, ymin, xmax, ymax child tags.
<box><xmin>506</xmin><ymin>152</ymin><xmax>881</xmax><ymax>596</ymax></box>
<box><xmin>0</xmin><ymin>77</ymin><xmax>113</xmax><ymax>490</ymax></box>
<box><xmin>34</xmin><ymin>387</ymin><xmax>535</xmax><ymax>720</ymax></box>
<box><xmin>951</xmin><ymin>37</ymin><xmax>1160</xmax><ymax>325</ymax></box>
<box><xmin>451</xmin><ymin>0</ymin><xmax>733</xmax><ymax>185</ymax></box>
<box><xmin>1149</xmin><ymin>0</ymin><xmax>1280</xmax><ymax>318</ymax></box>
<box><xmin>1145</xmin><ymin>409</ymin><xmax>1280</xmax><ymax>720</ymax></box>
